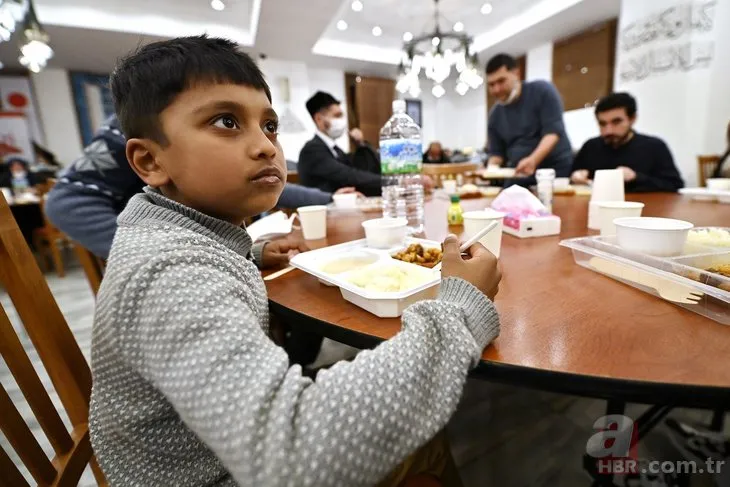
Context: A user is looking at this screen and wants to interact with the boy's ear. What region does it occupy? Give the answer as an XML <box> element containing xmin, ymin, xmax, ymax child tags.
<box><xmin>125</xmin><ymin>138</ymin><xmax>170</xmax><ymax>187</ymax></box>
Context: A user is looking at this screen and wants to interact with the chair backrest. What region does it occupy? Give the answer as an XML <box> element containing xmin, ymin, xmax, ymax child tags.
<box><xmin>73</xmin><ymin>244</ymin><xmax>105</xmax><ymax>296</ymax></box>
<box><xmin>697</xmin><ymin>155</ymin><xmax>721</xmax><ymax>187</ymax></box>
<box><xmin>0</xmin><ymin>191</ymin><xmax>105</xmax><ymax>486</ymax></box>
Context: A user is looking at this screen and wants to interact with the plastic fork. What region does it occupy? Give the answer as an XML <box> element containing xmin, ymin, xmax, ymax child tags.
<box><xmin>588</xmin><ymin>257</ymin><xmax>704</xmax><ymax>304</ymax></box>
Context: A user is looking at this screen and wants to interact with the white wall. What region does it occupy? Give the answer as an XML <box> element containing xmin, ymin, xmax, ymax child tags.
<box><xmin>418</xmin><ymin>84</ymin><xmax>488</xmax><ymax>152</ymax></box>
<box><xmin>259</xmin><ymin>59</ymin><xmax>348</xmax><ymax>162</ymax></box>
<box><xmin>526</xmin><ymin>42</ymin><xmax>553</xmax><ymax>81</ymax></box>
<box><xmin>613</xmin><ymin>0</ymin><xmax>729</xmax><ymax>187</ymax></box>
<box><xmin>31</xmin><ymin>69</ymin><xmax>83</xmax><ymax>166</ymax></box>
<box><xmin>564</xmin><ymin>107</ymin><xmax>599</xmax><ymax>150</ymax></box>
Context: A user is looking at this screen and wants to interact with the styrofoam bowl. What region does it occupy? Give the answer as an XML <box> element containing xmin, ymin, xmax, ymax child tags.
<box><xmin>707</xmin><ymin>178</ymin><xmax>730</xmax><ymax>191</ymax></box>
<box><xmin>362</xmin><ymin>217</ymin><xmax>408</xmax><ymax>249</ymax></box>
<box><xmin>613</xmin><ymin>217</ymin><xmax>694</xmax><ymax>256</ymax></box>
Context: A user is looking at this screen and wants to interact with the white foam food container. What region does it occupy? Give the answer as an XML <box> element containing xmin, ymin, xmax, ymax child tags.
<box><xmin>560</xmin><ymin>229</ymin><xmax>730</xmax><ymax>325</ymax></box>
<box><xmin>289</xmin><ymin>237</ymin><xmax>442</xmax><ymax>317</ymax></box>
<box><xmin>679</xmin><ymin>187</ymin><xmax>730</xmax><ymax>203</ymax></box>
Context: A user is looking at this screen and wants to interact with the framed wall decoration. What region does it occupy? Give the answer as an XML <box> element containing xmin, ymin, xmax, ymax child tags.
<box><xmin>70</xmin><ymin>72</ymin><xmax>115</xmax><ymax>146</ymax></box>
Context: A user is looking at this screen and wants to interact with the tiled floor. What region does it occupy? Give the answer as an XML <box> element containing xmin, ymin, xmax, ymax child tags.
<box><xmin>2</xmin><ymin>256</ymin><xmax>726</xmax><ymax>486</ymax></box>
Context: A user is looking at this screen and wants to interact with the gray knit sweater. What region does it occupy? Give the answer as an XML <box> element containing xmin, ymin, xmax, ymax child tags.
<box><xmin>89</xmin><ymin>187</ymin><xmax>500</xmax><ymax>486</ymax></box>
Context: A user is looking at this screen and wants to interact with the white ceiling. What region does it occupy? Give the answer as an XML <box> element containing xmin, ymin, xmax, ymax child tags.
<box><xmin>0</xmin><ymin>0</ymin><xmax>620</xmax><ymax>77</ymax></box>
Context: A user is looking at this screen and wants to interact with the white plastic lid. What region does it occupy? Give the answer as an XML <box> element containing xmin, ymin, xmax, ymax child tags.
<box><xmin>536</xmin><ymin>168</ymin><xmax>556</xmax><ymax>179</ymax></box>
<box><xmin>392</xmin><ymin>99</ymin><xmax>406</xmax><ymax>113</ymax></box>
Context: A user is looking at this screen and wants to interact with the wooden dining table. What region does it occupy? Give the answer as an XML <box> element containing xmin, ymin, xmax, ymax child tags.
<box><xmin>265</xmin><ymin>193</ymin><xmax>730</xmax><ymax>409</ymax></box>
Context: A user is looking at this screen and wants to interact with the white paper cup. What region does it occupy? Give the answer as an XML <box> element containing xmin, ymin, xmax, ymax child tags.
<box><xmin>554</xmin><ymin>177</ymin><xmax>570</xmax><ymax>189</ymax></box>
<box><xmin>442</xmin><ymin>179</ymin><xmax>457</xmax><ymax>194</ymax></box>
<box><xmin>295</xmin><ymin>205</ymin><xmax>327</xmax><ymax>240</ymax></box>
<box><xmin>591</xmin><ymin>169</ymin><xmax>625</xmax><ymax>202</ymax></box>
<box><xmin>362</xmin><ymin>217</ymin><xmax>408</xmax><ymax>248</ymax></box>
<box><xmin>598</xmin><ymin>201</ymin><xmax>645</xmax><ymax>236</ymax></box>
<box><xmin>332</xmin><ymin>193</ymin><xmax>357</xmax><ymax>209</ymax></box>
<box><xmin>462</xmin><ymin>209</ymin><xmax>505</xmax><ymax>258</ymax></box>
<box><xmin>707</xmin><ymin>178</ymin><xmax>730</xmax><ymax>191</ymax></box>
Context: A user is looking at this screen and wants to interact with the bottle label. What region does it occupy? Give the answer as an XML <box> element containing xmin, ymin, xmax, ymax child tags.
<box><xmin>380</xmin><ymin>138</ymin><xmax>422</xmax><ymax>175</ymax></box>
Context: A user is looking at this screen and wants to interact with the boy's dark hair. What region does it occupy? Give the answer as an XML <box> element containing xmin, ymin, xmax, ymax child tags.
<box><xmin>485</xmin><ymin>54</ymin><xmax>517</xmax><ymax>75</ymax></box>
<box><xmin>595</xmin><ymin>92</ymin><xmax>637</xmax><ymax>118</ymax></box>
<box><xmin>305</xmin><ymin>91</ymin><xmax>340</xmax><ymax>118</ymax></box>
<box><xmin>110</xmin><ymin>35</ymin><xmax>271</xmax><ymax>143</ymax></box>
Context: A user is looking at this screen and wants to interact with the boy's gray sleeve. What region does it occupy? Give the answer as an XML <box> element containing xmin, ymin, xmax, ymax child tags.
<box><xmin>124</xmin><ymin>251</ymin><xmax>500</xmax><ymax>486</ymax></box>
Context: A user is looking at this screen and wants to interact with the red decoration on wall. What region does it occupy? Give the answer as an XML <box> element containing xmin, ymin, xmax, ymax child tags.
<box><xmin>7</xmin><ymin>92</ymin><xmax>28</xmax><ymax>108</ymax></box>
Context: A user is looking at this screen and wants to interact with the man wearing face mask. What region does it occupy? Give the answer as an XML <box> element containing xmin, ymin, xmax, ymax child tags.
<box><xmin>486</xmin><ymin>54</ymin><xmax>573</xmax><ymax>184</ymax></box>
<box><xmin>298</xmin><ymin>91</ymin><xmax>383</xmax><ymax>196</ymax></box>
<box><xmin>571</xmin><ymin>92</ymin><xmax>684</xmax><ymax>192</ymax></box>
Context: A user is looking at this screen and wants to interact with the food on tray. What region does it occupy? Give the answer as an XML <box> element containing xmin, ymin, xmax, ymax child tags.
<box><xmin>392</xmin><ymin>243</ymin><xmax>443</xmax><ymax>268</ymax></box>
<box><xmin>687</xmin><ymin>228</ymin><xmax>730</xmax><ymax>247</ymax></box>
<box><xmin>706</xmin><ymin>264</ymin><xmax>730</xmax><ymax>278</ymax></box>
<box><xmin>347</xmin><ymin>264</ymin><xmax>430</xmax><ymax>292</ymax></box>
<box><xmin>321</xmin><ymin>255</ymin><xmax>378</xmax><ymax>275</ymax></box>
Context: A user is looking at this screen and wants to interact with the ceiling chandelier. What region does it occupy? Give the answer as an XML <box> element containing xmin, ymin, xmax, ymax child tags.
<box><xmin>396</xmin><ymin>0</ymin><xmax>483</xmax><ymax>99</ymax></box>
<box><xmin>0</xmin><ymin>0</ymin><xmax>54</xmax><ymax>73</ymax></box>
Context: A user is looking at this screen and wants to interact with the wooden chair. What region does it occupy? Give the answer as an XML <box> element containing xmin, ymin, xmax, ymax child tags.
<box><xmin>32</xmin><ymin>180</ymin><xmax>72</xmax><ymax>278</ymax></box>
<box><xmin>73</xmin><ymin>244</ymin><xmax>105</xmax><ymax>296</ymax></box>
<box><xmin>286</xmin><ymin>170</ymin><xmax>299</xmax><ymax>184</ymax></box>
<box><xmin>697</xmin><ymin>155</ymin><xmax>721</xmax><ymax>187</ymax></box>
<box><xmin>0</xmin><ymin>191</ymin><xmax>106</xmax><ymax>486</ymax></box>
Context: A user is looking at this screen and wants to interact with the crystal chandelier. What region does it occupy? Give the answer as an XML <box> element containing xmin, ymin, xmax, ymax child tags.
<box><xmin>396</xmin><ymin>0</ymin><xmax>483</xmax><ymax>98</ymax></box>
<box><xmin>18</xmin><ymin>0</ymin><xmax>53</xmax><ymax>73</ymax></box>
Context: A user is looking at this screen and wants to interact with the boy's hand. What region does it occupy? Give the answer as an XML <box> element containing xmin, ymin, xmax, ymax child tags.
<box><xmin>261</xmin><ymin>238</ymin><xmax>309</xmax><ymax>269</ymax></box>
<box><xmin>441</xmin><ymin>234</ymin><xmax>501</xmax><ymax>300</ymax></box>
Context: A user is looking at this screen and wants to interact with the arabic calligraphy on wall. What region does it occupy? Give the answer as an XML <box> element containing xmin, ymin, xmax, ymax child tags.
<box><xmin>619</xmin><ymin>0</ymin><xmax>717</xmax><ymax>82</ymax></box>
<box><xmin>619</xmin><ymin>40</ymin><xmax>714</xmax><ymax>82</ymax></box>
<box><xmin>621</xmin><ymin>0</ymin><xmax>717</xmax><ymax>52</ymax></box>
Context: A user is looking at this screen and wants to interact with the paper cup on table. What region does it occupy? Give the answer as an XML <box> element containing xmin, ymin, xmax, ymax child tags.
<box><xmin>598</xmin><ymin>201</ymin><xmax>645</xmax><ymax>236</ymax></box>
<box><xmin>332</xmin><ymin>193</ymin><xmax>357</xmax><ymax>209</ymax></box>
<box><xmin>442</xmin><ymin>179</ymin><xmax>457</xmax><ymax>194</ymax></box>
<box><xmin>588</xmin><ymin>169</ymin><xmax>625</xmax><ymax>229</ymax></box>
<box><xmin>462</xmin><ymin>209</ymin><xmax>504</xmax><ymax>258</ymax></box>
<box><xmin>295</xmin><ymin>205</ymin><xmax>327</xmax><ymax>240</ymax></box>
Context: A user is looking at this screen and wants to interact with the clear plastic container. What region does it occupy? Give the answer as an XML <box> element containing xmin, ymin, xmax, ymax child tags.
<box><xmin>560</xmin><ymin>230</ymin><xmax>730</xmax><ymax>325</ymax></box>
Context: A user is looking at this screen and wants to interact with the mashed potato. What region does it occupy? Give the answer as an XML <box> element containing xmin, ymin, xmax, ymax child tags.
<box><xmin>687</xmin><ymin>228</ymin><xmax>730</xmax><ymax>247</ymax></box>
<box><xmin>346</xmin><ymin>264</ymin><xmax>429</xmax><ymax>292</ymax></box>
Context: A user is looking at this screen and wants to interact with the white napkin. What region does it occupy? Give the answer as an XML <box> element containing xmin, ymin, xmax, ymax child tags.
<box><xmin>246</xmin><ymin>211</ymin><xmax>296</xmax><ymax>242</ymax></box>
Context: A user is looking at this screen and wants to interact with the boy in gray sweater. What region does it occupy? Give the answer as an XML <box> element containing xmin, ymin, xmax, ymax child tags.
<box><xmin>90</xmin><ymin>35</ymin><xmax>502</xmax><ymax>486</ymax></box>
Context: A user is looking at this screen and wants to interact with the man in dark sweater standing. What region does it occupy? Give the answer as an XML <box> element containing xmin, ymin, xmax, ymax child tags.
<box><xmin>486</xmin><ymin>54</ymin><xmax>573</xmax><ymax>183</ymax></box>
<box><xmin>571</xmin><ymin>92</ymin><xmax>684</xmax><ymax>192</ymax></box>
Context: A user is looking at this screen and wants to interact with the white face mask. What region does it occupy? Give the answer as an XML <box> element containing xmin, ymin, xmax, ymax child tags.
<box><xmin>499</xmin><ymin>81</ymin><xmax>521</xmax><ymax>105</ymax></box>
<box><xmin>325</xmin><ymin>116</ymin><xmax>347</xmax><ymax>139</ymax></box>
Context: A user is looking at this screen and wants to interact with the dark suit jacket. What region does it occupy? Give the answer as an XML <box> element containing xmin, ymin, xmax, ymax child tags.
<box><xmin>298</xmin><ymin>135</ymin><xmax>382</xmax><ymax>197</ymax></box>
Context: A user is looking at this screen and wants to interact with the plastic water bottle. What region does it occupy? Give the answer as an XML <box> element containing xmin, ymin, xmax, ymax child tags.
<box><xmin>380</xmin><ymin>100</ymin><xmax>424</xmax><ymax>234</ymax></box>
<box><xmin>536</xmin><ymin>168</ymin><xmax>556</xmax><ymax>214</ymax></box>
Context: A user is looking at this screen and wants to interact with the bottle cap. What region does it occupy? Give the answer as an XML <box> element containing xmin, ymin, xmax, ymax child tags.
<box><xmin>450</xmin><ymin>194</ymin><xmax>461</xmax><ymax>203</ymax></box>
<box><xmin>392</xmin><ymin>99</ymin><xmax>406</xmax><ymax>113</ymax></box>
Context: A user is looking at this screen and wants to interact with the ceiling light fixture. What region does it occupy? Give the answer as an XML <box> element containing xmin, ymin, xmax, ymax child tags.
<box><xmin>17</xmin><ymin>0</ymin><xmax>53</xmax><ymax>73</ymax></box>
<box><xmin>403</xmin><ymin>31</ymin><xmax>413</xmax><ymax>42</ymax></box>
<box><xmin>372</xmin><ymin>26</ymin><xmax>382</xmax><ymax>37</ymax></box>
<box><xmin>480</xmin><ymin>2</ymin><xmax>493</xmax><ymax>15</ymax></box>
<box><xmin>351</xmin><ymin>0</ymin><xmax>363</xmax><ymax>12</ymax></box>
<box><xmin>0</xmin><ymin>0</ymin><xmax>27</xmax><ymax>44</ymax></box>
<box><xmin>453</xmin><ymin>21</ymin><xmax>464</xmax><ymax>32</ymax></box>
<box><xmin>337</xmin><ymin>20</ymin><xmax>348</xmax><ymax>31</ymax></box>
<box><xmin>211</xmin><ymin>0</ymin><xmax>225</xmax><ymax>11</ymax></box>
<box><xmin>396</xmin><ymin>0</ymin><xmax>483</xmax><ymax>98</ymax></box>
